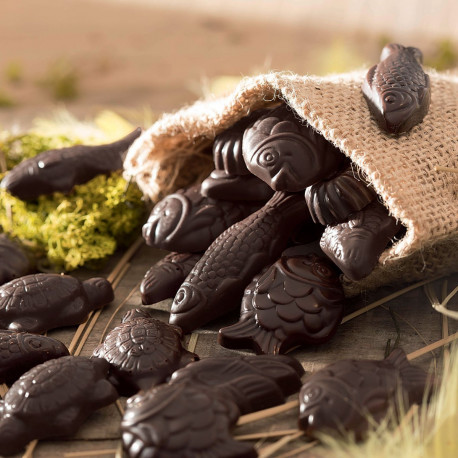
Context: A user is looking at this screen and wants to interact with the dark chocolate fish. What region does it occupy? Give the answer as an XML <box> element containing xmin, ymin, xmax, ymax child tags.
<box><xmin>305</xmin><ymin>167</ymin><xmax>377</xmax><ymax>226</ymax></box>
<box><xmin>320</xmin><ymin>201</ymin><xmax>401</xmax><ymax>281</ymax></box>
<box><xmin>219</xmin><ymin>251</ymin><xmax>344</xmax><ymax>355</ymax></box>
<box><xmin>170</xmin><ymin>191</ymin><xmax>310</xmax><ymax>333</ymax></box>
<box><xmin>0</xmin><ymin>234</ymin><xmax>32</xmax><ymax>286</ymax></box>
<box><xmin>1</xmin><ymin>128</ymin><xmax>141</xmax><ymax>200</ymax></box>
<box><xmin>140</xmin><ymin>252</ymin><xmax>201</xmax><ymax>305</ymax></box>
<box><xmin>0</xmin><ymin>330</ymin><xmax>69</xmax><ymax>385</ymax></box>
<box><xmin>122</xmin><ymin>354</ymin><xmax>304</xmax><ymax>458</ymax></box>
<box><xmin>298</xmin><ymin>349</ymin><xmax>431</xmax><ymax>440</ymax></box>
<box><xmin>0</xmin><ymin>273</ymin><xmax>114</xmax><ymax>334</ymax></box>
<box><xmin>0</xmin><ymin>356</ymin><xmax>118</xmax><ymax>456</ymax></box>
<box><xmin>92</xmin><ymin>309</ymin><xmax>198</xmax><ymax>396</ymax></box>
<box><xmin>243</xmin><ymin>103</ymin><xmax>347</xmax><ymax>192</ymax></box>
<box><xmin>142</xmin><ymin>184</ymin><xmax>260</xmax><ymax>253</ymax></box>
<box><xmin>362</xmin><ymin>43</ymin><xmax>431</xmax><ymax>134</ymax></box>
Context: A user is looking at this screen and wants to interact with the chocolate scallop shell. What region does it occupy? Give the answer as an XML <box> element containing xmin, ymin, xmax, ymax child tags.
<box><xmin>305</xmin><ymin>168</ymin><xmax>377</xmax><ymax>225</ymax></box>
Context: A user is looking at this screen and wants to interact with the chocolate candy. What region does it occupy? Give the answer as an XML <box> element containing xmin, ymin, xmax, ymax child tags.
<box><xmin>142</xmin><ymin>184</ymin><xmax>260</xmax><ymax>253</ymax></box>
<box><xmin>169</xmin><ymin>354</ymin><xmax>304</xmax><ymax>414</ymax></box>
<box><xmin>298</xmin><ymin>349</ymin><xmax>430</xmax><ymax>440</ymax></box>
<box><xmin>320</xmin><ymin>201</ymin><xmax>401</xmax><ymax>281</ymax></box>
<box><xmin>362</xmin><ymin>43</ymin><xmax>431</xmax><ymax>134</ymax></box>
<box><xmin>219</xmin><ymin>251</ymin><xmax>344</xmax><ymax>354</ymax></box>
<box><xmin>243</xmin><ymin>103</ymin><xmax>347</xmax><ymax>192</ymax></box>
<box><xmin>0</xmin><ymin>128</ymin><xmax>141</xmax><ymax>200</ymax></box>
<box><xmin>201</xmin><ymin>170</ymin><xmax>274</xmax><ymax>202</ymax></box>
<box><xmin>170</xmin><ymin>191</ymin><xmax>310</xmax><ymax>333</ymax></box>
<box><xmin>0</xmin><ymin>356</ymin><xmax>118</xmax><ymax>456</ymax></box>
<box><xmin>0</xmin><ymin>330</ymin><xmax>69</xmax><ymax>385</ymax></box>
<box><xmin>92</xmin><ymin>309</ymin><xmax>198</xmax><ymax>396</ymax></box>
<box><xmin>305</xmin><ymin>167</ymin><xmax>377</xmax><ymax>226</ymax></box>
<box><xmin>0</xmin><ymin>234</ymin><xmax>31</xmax><ymax>285</ymax></box>
<box><xmin>140</xmin><ymin>252</ymin><xmax>201</xmax><ymax>305</ymax></box>
<box><xmin>122</xmin><ymin>354</ymin><xmax>304</xmax><ymax>458</ymax></box>
<box><xmin>122</xmin><ymin>383</ymin><xmax>257</xmax><ymax>458</ymax></box>
<box><xmin>0</xmin><ymin>273</ymin><xmax>114</xmax><ymax>334</ymax></box>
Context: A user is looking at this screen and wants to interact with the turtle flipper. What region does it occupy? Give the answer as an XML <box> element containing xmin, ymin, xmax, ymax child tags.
<box><xmin>0</xmin><ymin>416</ymin><xmax>31</xmax><ymax>456</ymax></box>
<box><xmin>8</xmin><ymin>317</ymin><xmax>41</xmax><ymax>333</ymax></box>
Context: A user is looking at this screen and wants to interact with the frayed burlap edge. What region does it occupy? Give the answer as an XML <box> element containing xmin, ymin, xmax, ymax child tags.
<box><xmin>124</xmin><ymin>70</ymin><xmax>458</xmax><ymax>296</ymax></box>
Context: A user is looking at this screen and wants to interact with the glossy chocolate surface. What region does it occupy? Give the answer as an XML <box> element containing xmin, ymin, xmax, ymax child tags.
<box><xmin>0</xmin><ymin>356</ymin><xmax>118</xmax><ymax>456</ymax></box>
<box><xmin>320</xmin><ymin>201</ymin><xmax>401</xmax><ymax>281</ymax></box>
<box><xmin>122</xmin><ymin>383</ymin><xmax>257</xmax><ymax>458</ymax></box>
<box><xmin>243</xmin><ymin>103</ymin><xmax>347</xmax><ymax>192</ymax></box>
<box><xmin>140</xmin><ymin>252</ymin><xmax>201</xmax><ymax>305</ymax></box>
<box><xmin>170</xmin><ymin>354</ymin><xmax>304</xmax><ymax>414</ymax></box>
<box><xmin>0</xmin><ymin>273</ymin><xmax>114</xmax><ymax>334</ymax></box>
<box><xmin>92</xmin><ymin>309</ymin><xmax>198</xmax><ymax>396</ymax></box>
<box><xmin>1</xmin><ymin>128</ymin><xmax>141</xmax><ymax>200</ymax></box>
<box><xmin>0</xmin><ymin>235</ymin><xmax>31</xmax><ymax>286</ymax></box>
<box><xmin>219</xmin><ymin>250</ymin><xmax>344</xmax><ymax>354</ymax></box>
<box><xmin>362</xmin><ymin>43</ymin><xmax>430</xmax><ymax>134</ymax></box>
<box><xmin>200</xmin><ymin>170</ymin><xmax>274</xmax><ymax>202</ymax></box>
<box><xmin>0</xmin><ymin>330</ymin><xmax>69</xmax><ymax>385</ymax></box>
<box><xmin>305</xmin><ymin>167</ymin><xmax>377</xmax><ymax>226</ymax></box>
<box><xmin>298</xmin><ymin>349</ymin><xmax>430</xmax><ymax>440</ymax></box>
<box><xmin>170</xmin><ymin>191</ymin><xmax>310</xmax><ymax>333</ymax></box>
<box><xmin>142</xmin><ymin>184</ymin><xmax>260</xmax><ymax>253</ymax></box>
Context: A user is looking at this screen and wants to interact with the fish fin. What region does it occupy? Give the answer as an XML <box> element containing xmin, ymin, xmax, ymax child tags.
<box><xmin>8</xmin><ymin>317</ymin><xmax>41</xmax><ymax>333</ymax></box>
<box><xmin>364</xmin><ymin>64</ymin><xmax>378</xmax><ymax>89</ymax></box>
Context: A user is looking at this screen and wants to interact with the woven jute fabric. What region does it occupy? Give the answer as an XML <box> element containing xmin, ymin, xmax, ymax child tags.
<box><xmin>124</xmin><ymin>70</ymin><xmax>458</xmax><ymax>295</ymax></box>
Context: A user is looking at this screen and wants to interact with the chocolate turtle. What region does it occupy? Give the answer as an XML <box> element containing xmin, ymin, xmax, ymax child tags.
<box><xmin>0</xmin><ymin>330</ymin><xmax>69</xmax><ymax>385</ymax></box>
<box><xmin>92</xmin><ymin>309</ymin><xmax>198</xmax><ymax>396</ymax></box>
<box><xmin>0</xmin><ymin>356</ymin><xmax>118</xmax><ymax>456</ymax></box>
<box><xmin>0</xmin><ymin>273</ymin><xmax>114</xmax><ymax>334</ymax></box>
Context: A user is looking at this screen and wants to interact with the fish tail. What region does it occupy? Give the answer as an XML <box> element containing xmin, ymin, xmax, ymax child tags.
<box><xmin>265</xmin><ymin>191</ymin><xmax>309</xmax><ymax>223</ymax></box>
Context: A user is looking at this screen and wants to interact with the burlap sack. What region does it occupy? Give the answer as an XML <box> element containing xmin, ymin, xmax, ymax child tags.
<box><xmin>123</xmin><ymin>70</ymin><xmax>458</xmax><ymax>296</ymax></box>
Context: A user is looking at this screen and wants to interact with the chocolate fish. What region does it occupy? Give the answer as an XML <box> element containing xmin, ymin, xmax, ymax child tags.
<box><xmin>122</xmin><ymin>354</ymin><xmax>304</xmax><ymax>458</ymax></box>
<box><xmin>142</xmin><ymin>184</ymin><xmax>260</xmax><ymax>253</ymax></box>
<box><xmin>305</xmin><ymin>167</ymin><xmax>377</xmax><ymax>226</ymax></box>
<box><xmin>0</xmin><ymin>128</ymin><xmax>141</xmax><ymax>200</ymax></box>
<box><xmin>298</xmin><ymin>349</ymin><xmax>431</xmax><ymax>440</ymax></box>
<box><xmin>320</xmin><ymin>201</ymin><xmax>401</xmax><ymax>281</ymax></box>
<box><xmin>0</xmin><ymin>273</ymin><xmax>114</xmax><ymax>334</ymax></box>
<box><xmin>219</xmin><ymin>251</ymin><xmax>344</xmax><ymax>355</ymax></box>
<box><xmin>170</xmin><ymin>191</ymin><xmax>310</xmax><ymax>333</ymax></box>
<box><xmin>140</xmin><ymin>252</ymin><xmax>201</xmax><ymax>305</ymax></box>
<box><xmin>0</xmin><ymin>356</ymin><xmax>118</xmax><ymax>456</ymax></box>
<box><xmin>201</xmin><ymin>109</ymin><xmax>274</xmax><ymax>201</ymax></box>
<box><xmin>362</xmin><ymin>43</ymin><xmax>431</xmax><ymax>134</ymax></box>
<box><xmin>92</xmin><ymin>309</ymin><xmax>198</xmax><ymax>396</ymax></box>
<box><xmin>243</xmin><ymin>103</ymin><xmax>347</xmax><ymax>192</ymax></box>
<box><xmin>0</xmin><ymin>330</ymin><xmax>69</xmax><ymax>385</ymax></box>
<box><xmin>0</xmin><ymin>234</ymin><xmax>31</xmax><ymax>286</ymax></box>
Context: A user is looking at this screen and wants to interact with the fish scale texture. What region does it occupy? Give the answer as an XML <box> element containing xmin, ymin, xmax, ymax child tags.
<box><xmin>124</xmin><ymin>70</ymin><xmax>458</xmax><ymax>296</ymax></box>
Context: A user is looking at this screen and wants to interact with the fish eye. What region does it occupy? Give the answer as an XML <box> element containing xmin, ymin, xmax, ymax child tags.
<box><xmin>258</xmin><ymin>148</ymin><xmax>279</xmax><ymax>167</ymax></box>
<box><xmin>303</xmin><ymin>385</ymin><xmax>322</xmax><ymax>403</ymax></box>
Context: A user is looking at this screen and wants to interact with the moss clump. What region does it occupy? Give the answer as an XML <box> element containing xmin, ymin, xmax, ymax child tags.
<box><xmin>0</xmin><ymin>132</ymin><xmax>145</xmax><ymax>271</ymax></box>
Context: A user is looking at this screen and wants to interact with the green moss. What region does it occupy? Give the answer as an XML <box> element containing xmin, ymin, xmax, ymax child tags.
<box><xmin>0</xmin><ymin>132</ymin><xmax>145</xmax><ymax>271</ymax></box>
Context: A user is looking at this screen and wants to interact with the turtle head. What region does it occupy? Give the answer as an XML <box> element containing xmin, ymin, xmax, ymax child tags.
<box><xmin>82</xmin><ymin>277</ymin><xmax>114</xmax><ymax>307</ymax></box>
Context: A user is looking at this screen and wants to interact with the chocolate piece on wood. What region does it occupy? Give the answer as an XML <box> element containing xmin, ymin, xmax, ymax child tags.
<box><xmin>320</xmin><ymin>201</ymin><xmax>401</xmax><ymax>281</ymax></box>
<box><xmin>0</xmin><ymin>330</ymin><xmax>69</xmax><ymax>385</ymax></box>
<box><xmin>298</xmin><ymin>349</ymin><xmax>430</xmax><ymax>440</ymax></box>
<box><xmin>362</xmin><ymin>43</ymin><xmax>431</xmax><ymax>134</ymax></box>
<box><xmin>170</xmin><ymin>191</ymin><xmax>310</xmax><ymax>333</ymax></box>
<box><xmin>201</xmin><ymin>170</ymin><xmax>274</xmax><ymax>202</ymax></box>
<box><xmin>0</xmin><ymin>273</ymin><xmax>114</xmax><ymax>334</ymax></box>
<box><xmin>0</xmin><ymin>235</ymin><xmax>31</xmax><ymax>285</ymax></box>
<box><xmin>243</xmin><ymin>103</ymin><xmax>347</xmax><ymax>192</ymax></box>
<box><xmin>1</xmin><ymin>128</ymin><xmax>141</xmax><ymax>200</ymax></box>
<box><xmin>219</xmin><ymin>251</ymin><xmax>344</xmax><ymax>354</ymax></box>
<box><xmin>142</xmin><ymin>184</ymin><xmax>260</xmax><ymax>253</ymax></box>
<box><xmin>0</xmin><ymin>356</ymin><xmax>118</xmax><ymax>456</ymax></box>
<box><xmin>305</xmin><ymin>167</ymin><xmax>377</xmax><ymax>225</ymax></box>
<box><xmin>140</xmin><ymin>252</ymin><xmax>201</xmax><ymax>305</ymax></box>
<box><xmin>92</xmin><ymin>309</ymin><xmax>198</xmax><ymax>396</ymax></box>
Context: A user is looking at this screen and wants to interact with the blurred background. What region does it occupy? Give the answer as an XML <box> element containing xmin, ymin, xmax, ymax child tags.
<box><xmin>1</xmin><ymin>0</ymin><xmax>457</xmax><ymax>129</ymax></box>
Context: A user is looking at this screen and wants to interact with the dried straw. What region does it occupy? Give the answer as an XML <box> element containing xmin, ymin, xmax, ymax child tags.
<box><xmin>258</xmin><ymin>431</ymin><xmax>304</xmax><ymax>458</ymax></box>
<box><xmin>237</xmin><ymin>400</ymin><xmax>299</xmax><ymax>426</ymax></box>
